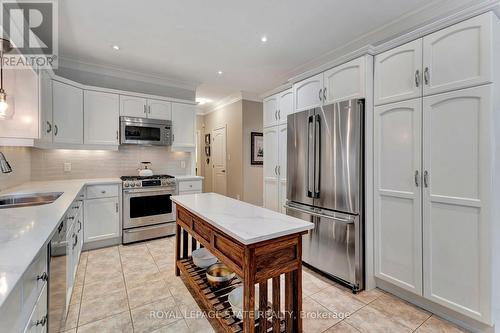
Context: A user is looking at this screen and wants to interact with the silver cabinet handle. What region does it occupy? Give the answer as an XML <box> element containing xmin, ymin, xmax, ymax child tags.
<box><xmin>415</xmin><ymin>70</ymin><xmax>420</xmax><ymax>87</ymax></box>
<box><xmin>424</xmin><ymin>67</ymin><xmax>430</xmax><ymax>85</ymax></box>
<box><xmin>424</xmin><ymin>170</ymin><xmax>429</xmax><ymax>187</ymax></box>
<box><xmin>144</xmin><ymin>105</ymin><xmax>147</xmax><ymax>114</ymax></box>
<box><xmin>46</xmin><ymin>121</ymin><xmax>52</xmax><ymax>133</ymax></box>
<box><xmin>323</xmin><ymin>87</ymin><xmax>326</xmax><ymax>101</ymax></box>
<box><xmin>67</xmin><ymin>216</ymin><xmax>75</xmax><ymax>220</ymax></box>
<box><xmin>77</xmin><ymin>221</ymin><xmax>82</xmax><ymax>232</ymax></box>
<box><xmin>274</xmin><ymin>110</ymin><xmax>277</xmax><ymax>120</ymax></box>
<box><xmin>278</xmin><ymin>165</ymin><xmax>281</xmax><ymax>176</ymax></box>
<box><xmin>172</xmin><ymin>134</ymin><xmax>175</xmax><ymax>142</ymax></box>
<box><xmin>101</xmin><ymin>190</ymin><xmax>106</xmax><ymax>194</ymax></box>
<box><xmin>115</xmin><ymin>202</ymin><xmax>119</xmax><ymax>213</ymax></box>
<box><xmin>116</xmin><ymin>130</ymin><xmax>119</xmax><ymax>140</ymax></box>
<box><xmin>148</xmin><ymin>105</ymin><xmax>151</xmax><ymax>114</ymax></box>
<box><xmin>318</xmin><ymin>89</ymin><xmax>322</xmax><ymax>101</ymax></box>
<box><xmin>278</xmin><ymin>109</ymin><xmax>280</xmax><ymax>120</ymax></box>
<box><xmin>274</xmin><ymin>165</ymin><xmax>278</xmax><ymax>175</ymax></box>
<box><xmin>54</xmin><ymin>124</ymin><xmax>58</xmax><ymax>136</ymax></box>
<box><xmin>72</xmin><ymin>234</ymin><xmax>78</xmax><ymax>249</ymax></box>
<box><xmin>414</xmin><ymin>170</ymin><xmax>419</xmax><ymax>187</ymax></box>
<box><xmin>36</xmin><ymin>272</ymin><xmax>48</xmax><ymax>281</ymax></box>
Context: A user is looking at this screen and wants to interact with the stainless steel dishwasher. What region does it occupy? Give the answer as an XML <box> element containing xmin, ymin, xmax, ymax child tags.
<box><xmin>48</xmin><ymin>219</ymin><xmax>67</xmax><ymax>333</ymax></box>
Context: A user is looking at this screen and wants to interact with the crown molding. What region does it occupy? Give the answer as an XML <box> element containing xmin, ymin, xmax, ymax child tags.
<box><xmin>58</xmin><ymin>56</ymin><xmax>199</xmax><ymax>91</ymax></box>
<box><xmin>261</xmin><ymin>83</ymin><xmax>293</xmax><ymax>99</ymax></box>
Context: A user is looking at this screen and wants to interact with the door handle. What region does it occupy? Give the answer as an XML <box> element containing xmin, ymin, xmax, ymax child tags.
<box><xmin>414</xmin><ymin>170</ymin><xmax>420</xmax><ymax>187</ymax></box>
<box><xmin>221</xmin><ymin>170</ymin><xmax>226</xmax><ymax>173</ymax></box>
<box><xmin>284</xmin><ymin>204</ymin><xmax>354</xmax><ymax>224</ymax></box>
<box><xmin>424</xmin><ymin>67</ymin><xmax>430</xmax><ymax>85</ymax></box>
<box><xmin>46</xmin><ymin>121</ymin><xmax>52</xmax><ymax>133</ymax></box>
<box><xmin>424</xmin><ymin>170</ymin><xmax>429</xmax><ymax>187</ymax></box>
<box><xmin>415</xmin><ymin>70</ymin><xmax>420</xmax><ymax>87</ymax></box>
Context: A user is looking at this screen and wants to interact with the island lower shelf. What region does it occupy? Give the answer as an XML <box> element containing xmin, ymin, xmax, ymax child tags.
<box><xmin>174</xmin><ymin>204</ymin><xmax>306</xmax><ymax>333</ymax></box>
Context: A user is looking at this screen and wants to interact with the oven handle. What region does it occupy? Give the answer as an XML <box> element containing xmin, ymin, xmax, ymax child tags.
<box><xmin>124</xmin><ymin>187</ymin><xmax>176</xmax><ymax>194</ymax></box>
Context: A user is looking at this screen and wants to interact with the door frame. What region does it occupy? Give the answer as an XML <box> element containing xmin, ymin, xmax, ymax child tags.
<box><xmin>211</xmin><ymin>125</ymin><xmax>227</xmax><ymax>195</ymax></box>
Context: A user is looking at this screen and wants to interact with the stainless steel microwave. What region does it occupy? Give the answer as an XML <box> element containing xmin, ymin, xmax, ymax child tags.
<box><xmin>120</xmin><ymin>116</ymin><xmax>172</xmax><ymax>146</ymax></box>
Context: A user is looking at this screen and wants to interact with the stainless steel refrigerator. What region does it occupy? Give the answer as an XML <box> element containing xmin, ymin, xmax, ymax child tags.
<box><xmin>285</xmin><ymin>98</ymin><xmax>364</xmax><ymax>292</ymax></box>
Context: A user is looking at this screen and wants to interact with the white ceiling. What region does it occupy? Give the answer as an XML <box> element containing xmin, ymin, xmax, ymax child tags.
<box><xmin>58</xmin><ymin>0</ymin><xmax>477</xmax><ymax>108</ymax></box>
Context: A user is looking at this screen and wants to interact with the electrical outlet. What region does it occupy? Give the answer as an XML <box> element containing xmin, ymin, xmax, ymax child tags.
<box><xmin>64</xmin><ymin>162</ymin><xmax>72</xmax><ymax>172</ymax></box>
<box><xmin>180</xmin><ymin>161</ymin><xmax>186</xmax><ymax>169</ymax></box>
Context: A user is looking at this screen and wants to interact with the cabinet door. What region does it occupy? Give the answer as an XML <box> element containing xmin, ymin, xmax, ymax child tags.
<box><xmin>263</xmin><ymin>94</ymin><xmax>278</xmax><ymax>128</ymax></box>
<box><xmin>324</xmin><ymin>57</ymin><xmax>365</xmax><ymax>105</ymax></box>
<box><xmin>119</xmin><ymin>95</ymin><xmax>147</xmax><ymax>118</ymax></box>
<box><xmin>172</xmin><ymin>103</ymin><xmax>196</xmax><ymax>148</ymax></box>
<box><xmin>293</xmin><ymin>73</ymin><xmax>323</xmax><ymax>112</ymax></box>
<box><xmin>52</xmin><ymin>81</ymin><xmax>83</xmax><ymax>144</ymax></box>
<box><xmin>263</xmin><ymin>127</ymin><xmax>279</xmax><ymax>211</ymax></box>
<box><xmin>278</xmin><ymin>89</ymin><xmax>293</xmax><ymax>125</ymax></box>
<box><xmin>38</xmin><ymin>70</ymin><xmax>53</xmax><ymax>143</ymax></box>
<box><xmin>84</xmin><ymin>197</ymin><xmax>120</xmax><ymax>243</ymax></box>
<box><xmin>278</xmin><ymin>124</ymin><xmax>287</xmax><ymax>213</ymax></box>
<box><xmin>374</xmin><ymin>39</ymin><xmax>423</xmax><ymax>105</ymax></box>
<box><xmin>423</xmin><ymin>13</ymin><xmax>492</xmax><ymax>96</ymax></box>
<box><xmin>148</xmin><ymin>99</ymin><xmax>172</xmax><ymax>120</ymax></box>
<box><xmin>374</xmin><ymin>98</ymin><xmax>422</xmax><ymax>295</ymax></box>
<box><xmin>84</xmin><ymin>91</ymin><xmax>119</xmax><ymax>145</ymax></box>
<box><xmin>422</xmin><ymin>86</ymin><xmax>491</xmax><ymax>323</ymax></box>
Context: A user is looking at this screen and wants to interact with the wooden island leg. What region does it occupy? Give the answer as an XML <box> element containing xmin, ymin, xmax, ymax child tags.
<box><xmin>175</xmin><ymin>223</ymin><xmax>181</xmax><ymax>276</ymax></box>
<box><xmin>243</xmin><ymin>248</ymin><xmax>256</xmax><ymax>333</ymax></box>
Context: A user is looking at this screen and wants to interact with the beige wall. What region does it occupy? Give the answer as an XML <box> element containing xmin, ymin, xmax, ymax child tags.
<box><xmin>202</xmin><ymin>100</ymin><xmax>243</xmax><ymax>199</ymax></box>
<box><xmin>242</xmin><ymin>100</ymin><xmax>263</xmax><ymax>206</ymax></box>
<box><xmin>0</xmin><ymin>146</ymin><xmax>32</xmax><ymax>191</ymax></box>
<box><xmin>199</xmin><ymin>99</ymin><xmax>263</xmax><ymax>205</ymax></box>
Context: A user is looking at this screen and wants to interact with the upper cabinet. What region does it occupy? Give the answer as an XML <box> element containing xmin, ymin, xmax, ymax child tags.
<box><xmin>263</xmin><ymin>88</ymin><xmax>293</xmax><ymax>128</ymax></box>
<box><xmin>323</xmin><ymin>56</ymin><xmax>366</xmax><ymax>105</ymax></box>
<box><xmin>293</xmin><ymin>56</ymin><xmax>370</xmax><ymax>113</ymax></box>
<box><xmin>375</xmin><ymin>13</ymin><xmax>494</xmax><ymax>105</ymax></box>
<box><xmin>38</xmin><ymin>70</ymin><xmax>53</xmax><ymax>144</ymax></box>
<box><xmin>148</xmin><ymin>99</ymin><xmax>172</xmax><ymax>120</ymax></box>
<box><xmin>120</xmin><ymin>95</ymin><xmax>172</xmax><ymax>120</ymax></box>
<box><xmin>374</xmin><ymin>39</ymin><xmax>423</xmax><ymax>105</ymax></box>
<box><xmin>422</xmin><ymin>13</ymin><xmax>493</xmax><ymax>96</ymax></box>
<box><xmin>171</xmin><ymin>102</ymin><xmax>196</xmax><ymax>149</ymax></box>
<box><xmin>0</xmin><ymin>67</ymin><xmax>39</xmax><ymax>140</ymax></box>
<box><xmin>52</xmin><ymin>81</ymin><xmax>84</xmax><ymax>144</ymax></box>
<box><xmin>84</xmin><ymin>90</ymin><xmax>119</xmax><ymax>145</ymax></box>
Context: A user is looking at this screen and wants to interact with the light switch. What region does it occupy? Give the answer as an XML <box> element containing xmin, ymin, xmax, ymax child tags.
<box><xmin>64</xmin><ymin>162</ymin><xmax>71</xmax><ymax>172</ymax></box>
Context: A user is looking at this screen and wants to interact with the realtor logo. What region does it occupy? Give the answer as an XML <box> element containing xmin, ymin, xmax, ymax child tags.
<box><xmin>1</xmin><ymin>0</ymin><xmax>58</xmax><ymax>68</ymax></box>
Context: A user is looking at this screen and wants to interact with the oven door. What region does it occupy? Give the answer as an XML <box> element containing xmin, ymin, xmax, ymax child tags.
<box><xmin>121</xmin><ymin>121</ymin><xmax>167</xmax><ymax>145</ymax></box>
<box><xmin>123</xmin><ymin>188</ymin><xmax>175</xmax><ymax>228</ymax></box>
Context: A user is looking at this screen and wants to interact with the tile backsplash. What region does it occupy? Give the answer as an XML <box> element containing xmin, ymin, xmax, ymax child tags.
<box><xmin>31</xmin><ymin>146</ymin><xmax>192</xmax><ymax>181</ymax></box>
<box><xmin>0</xmin><ymin>146</ymin><xmax>32</xmax><ymax>191</ymax></box>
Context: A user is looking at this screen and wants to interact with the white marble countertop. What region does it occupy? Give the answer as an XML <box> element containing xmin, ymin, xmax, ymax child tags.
<box><xmin>174</xmin><ymin>175</ymin><xmax>204</xmax><ymax>181</ymax></box>
<box><xmin>0</xmin><ymin>178</ymin><xmax>121</xmax><ymax>308</ymax></box>
<box><xmin>171</xmin><ymin>193</ymin><xmax>314</xmax><ymax>245</ymax></box>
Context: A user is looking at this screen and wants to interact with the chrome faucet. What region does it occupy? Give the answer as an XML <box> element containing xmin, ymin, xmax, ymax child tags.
<box><xmin>0</xmin><ymin>152</ymin><xmax>12</xmax><ymax>173</ymax></box>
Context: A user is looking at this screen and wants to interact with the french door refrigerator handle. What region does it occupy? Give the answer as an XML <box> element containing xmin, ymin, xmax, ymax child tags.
<box><xmin>313</xmin><ymin>114</ymin><xmax>321</xmax><ymax>198</ymax></box>
<box><xmin>307</xmin><ymin>114</ymin><xmax>314</xmax><ymax>198</ymax></box>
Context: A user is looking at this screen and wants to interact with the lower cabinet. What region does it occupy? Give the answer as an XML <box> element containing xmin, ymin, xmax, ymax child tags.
<box><xmin>84</xmin><ymin>196</ymin><xmax>120</xmax><ymax>243</ymax></box>
<box><xmin>23</xmin><ymin>284</ymin><xmax>47</xmax><ymax>333</ymax></box>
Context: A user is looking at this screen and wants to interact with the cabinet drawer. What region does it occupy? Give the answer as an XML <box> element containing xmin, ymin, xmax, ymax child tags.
<box><xmin>23</xmin><ymin>284</ymin><xmax>47</xmax><ymax>333</ymax></box>
<box><xmin>178</xmin><ymin>180</ymin><xmax>201</xmax><ymax>192</ymax></box>
<box><xmin>22</xmin><ymin>247</ymin><xmax>48</xmax><ymax>310</ymax></box>
<box><xmin>86</xmin><ymin>184</ymin><xmax>119</xmax><ymax>199</ymax></box>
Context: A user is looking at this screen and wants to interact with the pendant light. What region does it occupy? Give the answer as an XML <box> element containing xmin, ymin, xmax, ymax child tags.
<box><xmin>0</xmin><ymin>38</ymin><xmax>13</xmax><ymax>120</ymax></box>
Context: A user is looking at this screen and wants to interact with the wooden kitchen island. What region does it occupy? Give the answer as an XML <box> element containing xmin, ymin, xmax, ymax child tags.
<box><xmin>171</xmin><ymin>193</ymin><xmax>314</xmax><ymax>333</ymax></box>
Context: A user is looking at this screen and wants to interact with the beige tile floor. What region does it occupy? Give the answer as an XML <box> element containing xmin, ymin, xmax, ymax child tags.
<box><xmin>58</xmin><ymin>236</ymin><xmax>470</xmax><ymax>333</ymax></box>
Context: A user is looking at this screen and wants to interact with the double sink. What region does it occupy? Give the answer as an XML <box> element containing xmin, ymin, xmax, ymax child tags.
<box><xmin>0</xmin><ymin>192</ymin><xmax>63</xmax><ymax>209</ymax></box>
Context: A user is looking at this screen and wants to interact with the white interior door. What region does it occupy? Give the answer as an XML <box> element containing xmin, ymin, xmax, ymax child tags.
<box><xmin>263</xmin><ymin>127</ymin><xmax>279</xmax><ymax>211</ymax></box>
<box><xmin>374</xmin><ymin>98</ymin><xmax>422</xmax><ymax>295</ymax></box>
<box><xmin>374</xmin><ymin>39</ymin><xmax>423</xmax><ymax>106</ymax></box>
<box><xmin>423</xmin><ymin>13</ymin><xmax>492</xmax><ymax>96</ymax></box>
<box><xmin>212</xmin><ymin>126</ymin><xmax>227</xmax><ymax>196</ymax></box>
<box><xmin>422</xmin><ymin>86</ymin><xmax>491</xmax><ymax>323</ymax></box>
<box><xmin>263</xmin><ymin>94</ymin><xmax>278</xmax><ymax>128</ymax></box>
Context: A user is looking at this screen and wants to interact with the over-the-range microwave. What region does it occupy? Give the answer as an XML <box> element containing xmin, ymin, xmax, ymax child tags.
<box><xmin>120</xmin><ymin>116</ymin><xmax>172</xmax><ymax>146</ymax></box>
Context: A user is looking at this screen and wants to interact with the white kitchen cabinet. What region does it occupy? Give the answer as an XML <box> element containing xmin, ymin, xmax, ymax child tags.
<box><xmin>374</xmin><ymin>39</ymin><xmax>423</xmax><ymax>105</ymax></box>
<box><xmin>171</xmin><ymin>102</ymin><xmax>196</xmax><ymax>149</ymax></box>
<box><xmin>0</xmin><ymin>66</ymin><xmax>40</xmax><ymax>140</ymax></box>
<box><xmin>278</xmin><ymin>125</ymin><xmax>287</xmax><ymax>214</ymax></box>
<box><xmin>263</xmin><ymin>124</ymin><xmax>287</xmax><ymax>213</ymax></box>
<box><xmin>84</xmin><ymin>90</ymin><xmax>119</xmax><ymax>145</ymax></box>
<box><xmin>373</xmin><ymin>98</ymin><xmax>423</xmax><ymax>295</ymax></box>
<box><xmin>38</xmin><ymin>70</ymin><xmax>53</xmax><ymax>144</ymax></box>
<box><xmin>52</xmin><ymin>81</ymin><xmax>83</xmax><ymax>144</ymax></box>
<box><xmin>84</xmin><ymin>196</ymin><xmax>120</xmax><ymax>243</ymax></box>
<box><xmin>263</xmin><ymin>94</ymin><xmax>278</xmax><ymax>128</ymax></box>
<box><xmin>422</xmin><ymin>86</ymin><xmax>491</xmax><ymax>323</ymax></box>
<box><xmin>23</xmin><ymin>284</ymin><xmax>47</xmax><ymax>333</ymax></box>
<box><xmin>422</xmin><ymin>13</ymin><xmax>493</xmax><ymax>96</ymax></box>
<box><xmin>324</xmin><ymin>57</ymin><xmax>366</xmax><ymax>105</ymax></box>
<box><xmin>278</xmin><ymin>89</ymin><xmax>293</xmax><ymax>125</ymax></box>
<box><xmin>120</xmin><ymin>95</ymin><xmax>148</xmax><ymax>118</ymax></box>
<box><xmin>293</xmin><ymin>73</ymin><xmax>323</xmax><ymax>112</ymax></box>
<box><xmin>148</xmin><ymin>99</ymin><xmax>172</xmax><ymax>120</ymax></box>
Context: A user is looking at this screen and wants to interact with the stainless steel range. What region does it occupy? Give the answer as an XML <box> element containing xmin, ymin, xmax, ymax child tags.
<box><xmin>121</xmin><ymin>174</ymin><xmax>177</xmax><ymax>244</ymax></box>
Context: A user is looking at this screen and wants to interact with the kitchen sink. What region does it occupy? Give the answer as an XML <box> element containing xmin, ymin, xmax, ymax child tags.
<box><xmin>0</xmin><ymin>192</ymin><xmax>63</xmax><ymax>209</ymax></box>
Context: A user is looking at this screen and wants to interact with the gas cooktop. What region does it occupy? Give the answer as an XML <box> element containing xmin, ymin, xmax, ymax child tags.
<box><xmin>120</xmin><ymin>174</ymin><xmax>175</xmax><ymax>181</ymax></box>
<box><xmin>121</xmin><ymin>174</ymin><xmax>176</xmax><ymax>188</ymax></box>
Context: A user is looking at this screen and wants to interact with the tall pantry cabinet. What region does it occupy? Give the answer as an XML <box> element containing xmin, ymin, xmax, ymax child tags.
<box><xmin>373</xmin><ymin>12</ymin><xmax>500</xmax><ymax>324</ymax></box>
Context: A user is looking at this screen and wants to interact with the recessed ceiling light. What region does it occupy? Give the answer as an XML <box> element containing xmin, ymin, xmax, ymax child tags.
<box><xmin>261</xmin><ymin>36</ymin><xmax>268</xmax><ymax>43</ymax></box>
<box><xmin>217</xmin><ymin>70</ymin><xmax>223</xmax><ymax>75</ymax></box>
<box><xmin>112</xmin><ymin>45</ymin><xmax>120</xmax><ymax>50</ymax></box>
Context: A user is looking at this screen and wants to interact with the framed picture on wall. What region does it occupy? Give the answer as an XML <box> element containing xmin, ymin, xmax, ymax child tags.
<box><xmin>205</xmin><ymin>146</ymin><xmax>211</xmax><ymax>157</ymax></box>
<box><xmin>251</xmin><ymin>132</ymin><xmax>263</xmax><ymax>165</ymax></box>
<box><xmin>205</xmin><ymin>134</ymin><xmax>211</xmax><ymax>145</ymax></box>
